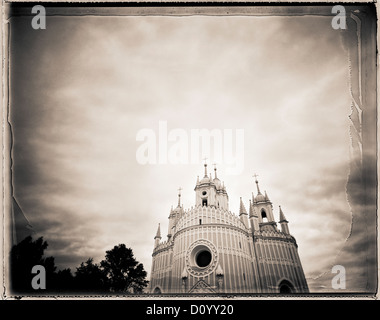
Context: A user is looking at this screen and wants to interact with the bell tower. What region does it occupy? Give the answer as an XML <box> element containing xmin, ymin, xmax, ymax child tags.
<box><xmin>194</xmin><ymin>161</ymin><xmax>228</xmax><ymax>210</ymax></box>
<box><xmin>251</xmin><ymin>174</ymin><xmax>276</xmax><ymax>226</ymax></box>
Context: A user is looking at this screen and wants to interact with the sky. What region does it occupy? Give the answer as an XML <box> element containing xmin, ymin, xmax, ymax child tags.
<box><xmin>8</xmin><ymin>11</ymin><xmax>377</xmax><ymax>293</ymax></box>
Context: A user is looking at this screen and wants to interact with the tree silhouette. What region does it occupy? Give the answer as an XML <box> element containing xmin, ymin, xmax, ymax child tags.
<box><xmin>10</xmin><ymin>236</ymin><xmax>57</xmax><ymax>293</ymax></box>
<box><xmin>10</xmin><ymin>237</ymin><xmax>149</xmax><ymax>294</ymax></box>
<box><xmin>100</xmin><ymin>244</ymin><xmax>149</xmax><ymax>293</ymax></box>
<box><xmin>75</xmin><ymin>258</ymin><xmax>108</xmax><ymax>292</ymax></box>
<box><xmin>53</xmin><ymin>268</ymin><xmax>75</xmax><ymax>292</ymax></box>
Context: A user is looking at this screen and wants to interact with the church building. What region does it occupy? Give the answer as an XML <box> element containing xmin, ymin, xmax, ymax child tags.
<box><xmin>150</xmin><ymin>164</ymin><xmax>309</xmax><ymax>294</ymax></box>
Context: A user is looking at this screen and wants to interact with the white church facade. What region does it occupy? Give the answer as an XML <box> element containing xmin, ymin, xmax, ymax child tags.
<box><xmin>150</xmin><ymin>164</ymin><xmax>309</xmax><ymax>294</ymax></box>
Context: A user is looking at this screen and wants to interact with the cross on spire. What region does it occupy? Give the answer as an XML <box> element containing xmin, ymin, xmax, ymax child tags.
<box><xmin>253</xmin><ymin>173</ymin><xmax>261</xmax><ymax>194</ymax></box>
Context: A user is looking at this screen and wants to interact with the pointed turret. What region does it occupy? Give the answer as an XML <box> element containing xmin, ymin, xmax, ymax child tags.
<box><xmin>279</xmin><ymin>206</ymin><xmax>290</xmax><ymax>234</ymax></box>
<box><xmin>154</xmin><ymin>223</ymin><xmax>161</xmax><ymax>248</ymax></box>
<box><xmin>194</xmin><ymin>163</ymin><xmax>229</xmax><ymax>210</ymax></box>
<box><xmin>251</xmin><ymin>174</ymin><xmax>275</xmax><ymax>224</ymax></box>
<box><xmin>249</xmin><ymin>199</ymin><xmax>259</xmax><ymax>231</ymax></box>
<box><xmin>168</xmin><ymin>188</ymin><xmax>184</xmax><ymax>239</ymax></box>
<box><xmin>239</xmin><ymin>197</ymin><xmax>247</xmax><ymax>215</ymax></box>
<box><xmin>239</xmin><ymin>197</ymin><xmax>249</xmax><ymax>228</ymax></box>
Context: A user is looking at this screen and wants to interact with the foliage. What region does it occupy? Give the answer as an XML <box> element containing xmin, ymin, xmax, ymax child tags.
<box><xmin>10</xmin><ymin>236</ymin><xmax>149</xmax><ymax>294</ymax></box>
<box><xmin>100</xmin><ymin>244</ymin><xmax>149</xmax><ymax>293</ymax></box>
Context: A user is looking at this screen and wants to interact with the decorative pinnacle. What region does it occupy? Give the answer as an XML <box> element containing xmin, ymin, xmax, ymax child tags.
<box><xmin>216</xmin><ymin>264</ymin><xmax>224</xmax><ymax>276</ymax></box>
<box><xmin>155</xmin><ymin>223</ymin><xmax>161</xmax><ymax>239</ymax></box>
<box><xmin>239</xmin><ymin>197</ymin><xmax>247</xmax><ymax>215</ymax></box>
<box><xmin>253</xmin><ymin>173</ymin><xmax>261</xmax><ymax>194</ymax></box>
<box><xmin>181</xmin><ymin>267</ymin><xmax>188</xmax><ymax>280</ymax></box>
<box><xmin>279</xmin><ymin>205</ymin><xmax>288</xmax><ymax>222</ymax></box>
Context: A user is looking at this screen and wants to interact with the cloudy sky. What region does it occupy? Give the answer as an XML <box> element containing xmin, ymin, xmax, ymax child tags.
<box><xmin>9</xmin><ymin>9</ymin><xmax>376</xmax><ymax>293</ymax></box>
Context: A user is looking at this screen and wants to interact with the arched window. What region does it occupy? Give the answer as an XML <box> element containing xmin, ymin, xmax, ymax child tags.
<box><xmin>261</xmin><ymin>210</ymin><xmax>268</xmax><ymax>222</ymax></box>
<box><xmin>279</xmin><ymin>280</ymin><xmax>294</xmax><ymax>294</ymax></box>
<box><xmin>153</xmin><ymin>287</ymin><xmax>162</xmax><ymax>294</ymax></box>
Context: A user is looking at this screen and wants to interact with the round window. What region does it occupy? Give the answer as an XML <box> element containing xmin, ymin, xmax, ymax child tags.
<box><xmin>196</xmin><ymin>250</ymin><xmax>212</xmax><ymax>268</ymax></box>
<box><xmin>186</xmin><ymin>240</ymin><xmax>218</xmax><ymax>277</ymax></box>
<box><xmin>202</xmin><ymin>191</ymin><xmax>207</xmax><ymax>196</ymax></box>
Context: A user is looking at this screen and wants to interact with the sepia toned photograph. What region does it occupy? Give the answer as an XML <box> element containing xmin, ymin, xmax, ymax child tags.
<box><xmin>1</xmin><ymin>3</ymin><xmax>377</xmax><ymax>300</ymax></box>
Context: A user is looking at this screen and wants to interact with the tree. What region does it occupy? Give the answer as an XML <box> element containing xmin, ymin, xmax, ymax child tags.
<box><xmin>53</xmin><ymin>268</ymin><xmax>75</xmax><ymax>292</ymax></box>
<box><xmin>75</xmin><ymin>258</ymin><xmax>108</xmax><ymax>292</ymax></box>
<box><xmin>10</xmin><ymin>236</ymin><xmax>57</xmax><ymax>293</ymax></box>
<box><xmin>100</xmin><ymin>244</ymin><xmax>149</xmax><ymax>293</ymax></box>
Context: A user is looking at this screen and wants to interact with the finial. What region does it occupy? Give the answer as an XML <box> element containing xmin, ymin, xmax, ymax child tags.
<box><xmin>212</xmin><ymin>163</ymin><xmax>217</xmax><ymax>179</ymax></box>
<box><xmin>177</xmin><ymin>187</ymin><xmax>182</xmax><ymax>207</ymax></box>
<box><xmin>203</xmin><ymin>157</ymin><xmax>208</xmax><ymax>176</ymax></box>
<box><xmin>253</xmin><ymin>173</ymin><xmax>261</xmax><ymax>194</ymax></box>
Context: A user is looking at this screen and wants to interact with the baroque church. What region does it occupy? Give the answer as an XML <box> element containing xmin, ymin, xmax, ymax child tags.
<box><xmin>150</xmin><ymin>164</ymin><xmax>309</xmax><ymax>294</ymax></box>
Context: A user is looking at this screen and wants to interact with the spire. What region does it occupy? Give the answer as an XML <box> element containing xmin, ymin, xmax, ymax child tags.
<box><xmin>279</xmin><ymin>206</ymin><xmax>288</xmax><ymax>222</ymax></box>
<box><xmin>253</xmin><ymin>173</ymin><xmax>261</xmax><ymax>194</ymax></box>
<box><xmin>264</xmin><ymin>190</ymin><xmax>269</xmax><ymax>201</ymax></box>
<box><xmin>249</xmin><ymin>199</ymin><xmax>257</xmax><ymax>217</ymax></box>
<box><xmin>213</xmin><ymin>163</ymin><xmax>218</xmax><ymax>179</ymax></box>
<box><xmin>177</xmin><ymin>187</ymin><xmax>182</xmax><ymax>207</ymax></box>
<box><xmin>155</xmin><ymin>223</ymin><xmax>161</xmax><ymax>239</ymax></box>
<box><xmin>279</xmin><ymin>206</ymin><xmax>290</xmax><ymax>234</ymax></box>
<box><xmin>239</xmin><ymin>197</ymin><xmax>247</xmax><ymax>215</ymax></box>
<box><xmin>203</xmin><ymin>157</ymin><xmax>208</xmax><ymax>177</ymax></box>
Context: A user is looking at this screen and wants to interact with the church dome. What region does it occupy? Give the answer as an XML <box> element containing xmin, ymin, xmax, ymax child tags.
<box><xmin>200</xmin><ymin>176</ymin><xmax>211</xmax><ymax>184</ymax></box>
<box><xmin>213</xmin><ymin>177</ymin><xmax>222</xmax><ymax>189</ymax></box>
<box><xmin>255</xmin><ymin>193</ymin><xmax>266</xmax><ymax>202</ymax></box>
